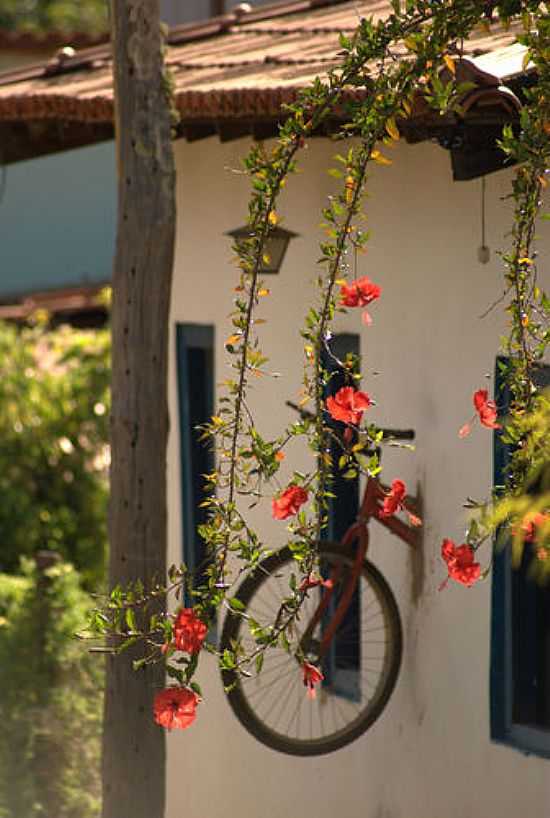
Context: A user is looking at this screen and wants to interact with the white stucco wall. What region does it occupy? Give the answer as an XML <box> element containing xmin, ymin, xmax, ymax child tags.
<box><xmin>165</xmin><ymin>134</ymin><xmax>550</xmax><ymax>818</ymax></box>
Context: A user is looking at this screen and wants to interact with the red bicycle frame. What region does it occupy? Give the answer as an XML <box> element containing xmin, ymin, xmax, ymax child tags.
<box><xmin>302</xmin><ymin>476</ymin><xmax>421</xmax><ymax>660</ymax></box>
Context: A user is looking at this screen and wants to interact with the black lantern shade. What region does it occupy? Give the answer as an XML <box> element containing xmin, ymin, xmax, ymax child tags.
<box><xmin>226</xmin><ymin>225</ymin><xmax>298</xmax><ymax>274</ymax></box>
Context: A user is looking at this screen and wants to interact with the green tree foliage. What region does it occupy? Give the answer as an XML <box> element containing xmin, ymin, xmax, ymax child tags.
<box><xmin>0</xmin><ymin>559</ymin><xmax>102</xmax><ymax>818</ymax></box>
<box><xmin>0</xmin><ymin>0</ymin><xmax>108</xmax><ymax>35</ymax></box>
<box><xmin>0</xmin><ymin>319</ymin><xmax>110</xmax><ymax>588</ymax></box>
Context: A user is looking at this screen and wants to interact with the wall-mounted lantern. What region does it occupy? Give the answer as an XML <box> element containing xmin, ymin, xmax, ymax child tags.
<box><xmin>226</xmin><ymin>225</ymin><xmax>298</xmax><ymax>274</ymax></box>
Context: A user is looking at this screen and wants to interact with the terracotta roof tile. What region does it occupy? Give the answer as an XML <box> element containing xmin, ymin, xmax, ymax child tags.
<box><xmin>0</xmin><ymin>285</ymin><xmax>105</xmax><ymax>319</ymax></box>
<box><xmin>0</xmin><ymin>0</ymin><xmax>527</xmax><ymax>126</ymax></box>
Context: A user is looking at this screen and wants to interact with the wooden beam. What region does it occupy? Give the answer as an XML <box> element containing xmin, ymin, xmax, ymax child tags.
<box><xmin>178</xmin><ymin>121</ymin><xmax>217</xmax><ymax>141</ymax></box>
<box><xmin>252</xmin><ymin>121</ymin><xmax>280</xmax><ymax>141</ymax></box>
<box><xmin>217</xmin><ymin>120</ymin><xmax>253</xmax><ymax>142</ymax></box>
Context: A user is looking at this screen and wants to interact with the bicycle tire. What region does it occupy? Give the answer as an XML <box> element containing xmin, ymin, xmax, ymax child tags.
<box><xmin>220</xmin><ymin>542</ymin><xmax>402</xmax><ymax>756</ymax></box>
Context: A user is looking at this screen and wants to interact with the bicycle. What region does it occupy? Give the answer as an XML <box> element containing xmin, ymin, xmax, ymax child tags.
<box><xmin>220</xmin><ymin>413</ymin><xmax>421</xmax><ymax>756</ymax></box>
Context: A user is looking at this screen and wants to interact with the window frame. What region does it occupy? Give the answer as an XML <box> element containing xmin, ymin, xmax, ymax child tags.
<box><xmin>321</xmin><ymin>332</ymin><xmax>361</xmax><ymax>700</ymax></box>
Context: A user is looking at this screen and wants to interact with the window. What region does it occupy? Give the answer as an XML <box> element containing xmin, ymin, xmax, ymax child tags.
<box><xmin>490</xmin><ymin>358</ymin><xmax>550</xmax><ymax>758</ymax></box>
<box><xmin>322</xmin><ymin>333</ymin><xmax>361</xmax><ymax>700</ymax></box>
<box><xmin>175</xmin><ymin>324</ymin><xmax>215</xmax><ymax>596</ymax></box>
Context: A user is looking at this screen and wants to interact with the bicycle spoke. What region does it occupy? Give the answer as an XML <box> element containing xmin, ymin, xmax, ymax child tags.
<box><xmin>244</xmin><ymin>664</ymin><xmax>296</xmax><ymax>699</ymax></box>
<box><xmin>271</xmin><ymin>673</ymin><xmax>299</xmax><ymax>730</ymax></box>
<box><xmin>222</xmin><ymin>545</ymin><xmax>402</xmax><ymax>755</ymax></box>
<box><xmin>242</xmin><ymin>657</ymin><xmax>295</xmax><ymax>681</ymax></box>
<box><xmin>285</xmin><ymin>690</ymin><xmax>304</xmax><ymax>739</ymax></box>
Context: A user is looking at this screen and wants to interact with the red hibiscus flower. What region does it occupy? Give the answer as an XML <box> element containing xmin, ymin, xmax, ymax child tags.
<box><xmin>272</xmin><ymin>485</ymin><xmax>309</xmax><ymax>520</ymax></box>
<box><xmin>474</xmin><ymin>389</ymin><xmax>501</xmax><ymax>429</ymax></box>
<box><xmin>380</xmin><ymin>479</ymin><xmax>406</xmax><ymax>517</ymax></box>
<box><xmin>340</xmin><ymin>276</ymin><xmax>381</xmax><ymax>307</ymax></box>
<box><xmin>326</xmin><ymin>386</ymin><xmax>371</xmax><ymax>425</ymax></box>
<box><xmin>379</xmin><ymin>479</ymin><xmax>422</xmax><ymax>526</ymax></box>
<box><xmin>153</xmin><ymin>687</ymin><xmax>199</xmax><ymax>731</ymax></box>
<box><xmin>340</xmin><ymin>276</ymin><xmax>381</xmax><ymax>325</ymax></box>
<box><xmin>440</xmin><ymin>539</ymin><xmax>481</xmax><ymax>588</ymax></box>
<box><xmin>302</xmin><ymin>662</ymin><xmax>324</xmax><ymax>699</ymax></box>
<box><xmin>173</xmin><ymin>608</ymin><xmax>208</xmax><ymax>655</ymax></box>
<box><xmin>459</xmin><ymin>389</ymin><xmax>501</xmax><ymax>438</ymax></box>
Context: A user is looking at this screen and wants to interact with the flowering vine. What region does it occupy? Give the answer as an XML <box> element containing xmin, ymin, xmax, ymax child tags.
<box><xmin>454</xmin><ymin>11</ymin><xmax>550</xmax><ymax>576</ymax></box>
<box><xmin>86</xmin><ymin>0</ymin><xmax>550</xmax><ymax>732</ymax></box>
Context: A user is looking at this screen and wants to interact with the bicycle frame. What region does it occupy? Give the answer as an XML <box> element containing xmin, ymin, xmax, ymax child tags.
<box><xmin>302</xmin><ymin>476</ymin><xmax>420</xmax><ymax>661</ymax></box>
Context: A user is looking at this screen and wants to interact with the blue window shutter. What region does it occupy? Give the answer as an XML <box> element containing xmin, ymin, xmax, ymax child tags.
<box><xmin>175</xmin><ymin>324</ymin><xmax>215</xmax><ymax>589</ymax></box>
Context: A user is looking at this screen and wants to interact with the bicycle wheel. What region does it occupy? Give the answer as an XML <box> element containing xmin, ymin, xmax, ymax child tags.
<box><xmin>220</xmin><ymin>542</ymin><xmax>402</xmax><ymax>756</ymax></box>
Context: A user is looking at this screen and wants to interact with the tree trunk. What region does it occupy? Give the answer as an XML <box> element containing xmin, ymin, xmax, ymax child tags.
<box><xmin>103</xmin><ymin>3</ymin><xmax>176</xmax><ymax>818</ymax></box>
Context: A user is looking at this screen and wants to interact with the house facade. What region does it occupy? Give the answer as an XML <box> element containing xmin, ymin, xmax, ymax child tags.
<box><xmin>163</xmin><ymin>132</ymin><xmax>550</xmax><ymax>818</ymax></box>
<box><xmin>0</xmin><ymin>2</ymin><xmax>548</xmax><ymax>816</ymax></box>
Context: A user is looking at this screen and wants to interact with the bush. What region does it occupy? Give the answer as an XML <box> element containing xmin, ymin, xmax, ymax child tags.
<box><xmin>0</xmin><ymin>320</ymin><xmax>110</xmax><ymax>588</ymax></box>
<box><xmin>0</xmin><ymin>1</ymin><xmax>108</xmax><ymax>35</ymax></box>
<box><xmin>0</xmin><ymin>557</ymin><xmax>102</xmax><ymax>818</ymax></box>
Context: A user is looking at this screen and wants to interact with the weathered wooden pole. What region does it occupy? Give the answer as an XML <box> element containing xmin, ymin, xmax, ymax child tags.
<box><xmin>103</xmin><ymin>3</ymin><xmax>176</xmax><ymax>817</ymax></box>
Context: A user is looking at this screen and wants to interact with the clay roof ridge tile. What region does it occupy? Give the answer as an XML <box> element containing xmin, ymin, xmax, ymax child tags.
<box><xmin>227</xmin><ymin>25</ymin><xmax>357</xmax><ymax>35</ymax></box>
<box><xmin>171</xmin><ymin>54</ymin><xmax>340</xmax><ymax>70</ymax></box>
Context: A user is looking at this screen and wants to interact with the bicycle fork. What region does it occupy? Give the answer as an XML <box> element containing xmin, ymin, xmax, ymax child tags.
<box><xmin>299</xmin><ymin>527</ymin><xmax>368</xmax><ymax>661</ymax></box>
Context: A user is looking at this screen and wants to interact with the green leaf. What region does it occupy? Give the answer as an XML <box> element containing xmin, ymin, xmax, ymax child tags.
<box><xmin>190</xmin><ymin>681</ymin><xmax>203</xmax><ymax>697</ymax></box>
<box><xmin>117</xmin><ymin>636</ymin><xmax>139</xmax><ymax>653</ymax></box>
<box><xmin>133</xmin><ymin>657</ymin><xmax>148</xmax><ymax>671</ymax></box>
<box><xmin>222</xmin><ymin>649</ymin><xmax>236</xmax><ymax>669</ymax></box>
<box><xmin>166</xmin><ymin>665</ymin><xmax>185</xmax><ymax>684</ymax></box>
<box><xmin>125</xmin><ymin>607</ymin><xmax>137</xmax><ymax>632</ymax></box>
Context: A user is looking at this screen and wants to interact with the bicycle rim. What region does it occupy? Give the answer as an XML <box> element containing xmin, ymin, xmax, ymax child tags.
<box><xmin>220</xmin><ymin>543</ymin><xmax>402</xmax><ymax>756</ymax></box>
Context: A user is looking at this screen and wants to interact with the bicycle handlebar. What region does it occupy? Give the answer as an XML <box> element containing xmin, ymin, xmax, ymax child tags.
<box><xmin>285</xmin><ymin>400</ymin><xmax>415</xmax><ymax>441</ymax></box>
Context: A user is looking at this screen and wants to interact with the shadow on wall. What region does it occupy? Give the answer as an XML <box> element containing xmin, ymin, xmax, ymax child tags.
<box><xmin>408</xmin><ymin>480</ymin><xmax>426</xmax><ymax>606</ymax></box>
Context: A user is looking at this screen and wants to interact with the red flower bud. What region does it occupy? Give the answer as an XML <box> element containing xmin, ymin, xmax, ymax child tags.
<box><xmin>302</xmin><ymin>662</ymin><xmax>324</xmax><ymax>699</ymax></box>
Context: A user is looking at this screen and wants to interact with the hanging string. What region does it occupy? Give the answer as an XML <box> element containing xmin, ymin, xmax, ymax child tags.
<box><xmin>478</xmin><ymin>176</ymin><xmax>490</xmax><ymax>264</ymax></box>
<box><xmin>481</xmin><ymin>176</ymin><xmax>486</xmax><ymax>247</ymax></box>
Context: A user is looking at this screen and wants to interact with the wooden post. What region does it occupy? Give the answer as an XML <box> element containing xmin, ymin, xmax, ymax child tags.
<box><xmin>103</xmin><ymin>3</ymin><xmax>176</xmax><ymax>818</ymax></box>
